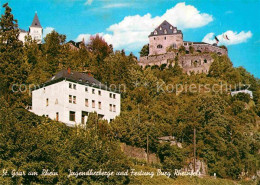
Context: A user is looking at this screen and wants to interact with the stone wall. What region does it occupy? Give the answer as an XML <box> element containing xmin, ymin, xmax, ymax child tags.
<box><xmin>179</xmin><ymin>54</ymin><xmax>214</xmax><ymax>74</ymax></box>
<box><xmin>139</xmin><ymin>52</ymin><xmax>214</xmax><ymax>75</ymax></box>
<box><xmin>120</xmin><ymin>143</ymin><xmax>159</xmax><ymax>164</ymax></box>
<box><xmin>149</xmin><ymin>34</ymin><xmax>183</xmax><ymax>56</ymax></box>
<box><xmin>139</xmin><ymin>52</ymin><xmax>176</xmax><ymax>68</ymax></box>
<box><xmin>183</xmin><ymin>42</ymin><xmax>227</xmax><ymax>55</ymax></box>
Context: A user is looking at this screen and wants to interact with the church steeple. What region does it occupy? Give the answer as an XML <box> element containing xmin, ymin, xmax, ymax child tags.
<box><xmin>30</xmin><ymin>12</ymin><xmax>42</xmax><ymax>28</ymax></box>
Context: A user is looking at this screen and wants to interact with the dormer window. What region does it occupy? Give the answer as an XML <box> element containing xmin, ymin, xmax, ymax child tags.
<box><xmin>173</xmin><ymin>29</ymin><xmax>177</xmax><ymax>33</ymax></box>
<box><xmin>159</xmin><ymin>27</ymin><xmax>162</xmax><ymax>30</ymax></box>
<box><xmin>154</xmin><ymin>30</ymin><xmax>157</xmax><ymax>35</ymax></box>
<box><xmin>170</xmin><ymin>26</ymin><xmax>173</xmax><ymax>29</ymax></box>
<box><xmin>164</xmin><ymin>29</ymin><xmax>167</xmax><ymax>34</ymax></box>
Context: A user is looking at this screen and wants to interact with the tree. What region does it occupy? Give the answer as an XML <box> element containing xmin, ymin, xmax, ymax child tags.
<box><xmin>88</xmin><ymin>34</ymin><xmax>112</xmax><ymax>60</ymax></box>
<box><xmin>0</xmin><ymin>3</ymin><xmax>28</xmax><ymax>105</ymax></box>
<box><xmin>42</xmin><ymin>30</ymin><xmax>67</xmax><ymax>74</ymax></box>
<box><xmin>189</xmin><ymin>46</ymin><xmax>195</xmax><ymax>54</ymax></box>
<box><xmin>231</xmin><ymin>93</ymin><xmax>251</xmax><ymax>103</ymax></box>
<box><xmin>172</xmin><ymin>60</ymin><xmax>182</xmax><ymax>76</ymax></box>
<box><xmin>178</xmin><ymin>45</ymin><xmax>186</xmax><ymax>54</ymax></box>
<box><xmin>140</xmin><ymin>44</ymin><xmax>149</xmax><ymax>57</ymax></box>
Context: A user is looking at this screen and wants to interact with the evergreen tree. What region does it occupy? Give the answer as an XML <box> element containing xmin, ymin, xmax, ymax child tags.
<box><xmin>0</xmin><ymin>3</ymin><xmax>28</xmax><ymax>105</ymax></box>
<box><xmin>139</xmin><ymin>44</ymin><xmax>149</xmax><ymax>57</ymax></box>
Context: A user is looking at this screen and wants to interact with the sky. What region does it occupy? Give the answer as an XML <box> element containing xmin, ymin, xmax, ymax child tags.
<box><xmin>1</xmin><ymin>0</ymin><xmax>259</xmax><ymax>78</ymax></box>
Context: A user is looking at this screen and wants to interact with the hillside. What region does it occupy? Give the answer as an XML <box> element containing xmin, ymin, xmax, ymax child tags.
<box><xmin>0</xmin><ymin>3</ymin><xmax>259</xmax><ymax>184</ymax></box>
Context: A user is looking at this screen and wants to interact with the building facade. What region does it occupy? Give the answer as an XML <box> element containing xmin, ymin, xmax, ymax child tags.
<box><xmin>148</xmin><ymin>20</ymin><xmax>183</xmax><ymax>56</ymax></box>
<box><xmin>19</xmin><ymin>12</ymin><xmax>43</xmax><ymax>44</ymax></box>
<box><xmin>31</xmin><ymin>69</ymin><xmax>121</xmax><ymax>127</ymax></box>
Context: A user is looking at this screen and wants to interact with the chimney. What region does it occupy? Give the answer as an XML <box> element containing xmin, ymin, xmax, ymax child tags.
<box><xmin>67</xmin><ymin>67</ymin><xmax>71</xmax><ymax>74</ymax></box>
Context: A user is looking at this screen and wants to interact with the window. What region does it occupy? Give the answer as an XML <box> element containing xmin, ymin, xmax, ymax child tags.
<box><xmin>92</xmin><ymin>100</ymin><xmax>95</xmax><ymax>108</ymax></box>
<box><xmin>157</xmin><ymin>44</ymin><xmax>163</xmax><ymax>49</ymax></box>
<box><xmin>73</xmin><ymin>84</ymin><xmax>76</xmax><ymax>90</ymax></box>
<box><xmin>98</xmin><ymin>102</ymin><xmax>101</xmax><ymax>109</ymax></box>
<box><xmin>43</xmin><ymin>88</ymin><xmax>45</xmax><ymax>93</ymax></box>
<box><xmin>69</xmin><ymin>111</ymin><xmax>75</xmax><ymax>121</ymax></box>
<box><xmin>109</xmin><ymin>104</ymin><xmax>112</xmax><ymax>112</ymax></box>
<box><xmin>159</xmin><ymin>27</ymin><xmax>162</xmax><ymax>30</ymax></box>
<box><xmin>73</xmin><ymin>96</ymin><xmax>76</xmax><ymax>104</ymax></box>
<box><xmin>85</xmin><ymin>99</ymin><xmax>89</xmax><ymax>107</ymax></box>
<box><xmin>164</xmin><ymin>37</ymin><xmax>166</xmax><ymax>40</ymax></box>
<box><xmin>164</xmin><ymin>29</ymin><xmax>167</xmax><ymax>34</ymax></box>
<box><xmin>55</xmin><ymin>99</ymin><xmax>58</xmax><ymax>104</ymax></box>
<box><xmin>113</xmin><ymin>105</ymin><xmax>116</xmax><ymax>112</ymax></box>
<box><xmin>109</xmin><ymin>93</ymin><xmax>112</xmax><ymax>98</ymax></box>
<box><xmin>69</xmin><ymin>83</ymin><xmax>72</xmax><ymax>89</ymax></box>
<box><xmin>69</xmin><ymin>95</ymin><xmax>72</xmax><ymax>103</ymax></box>
<box><xmin>154</xmin><ymin>30</ymin><xmax>157</xmax><ymax>35</ymax></box>
<box><xmin>98</xmin><ymin>90</ymin><xmax>101</xmax><ymax>96</ymax></box>
<box><xmin>173</xmin><ymin>43</ymin><xmax>177</xmax><ymax>49</ymax></box>
<box><xmin>46</xmin><ymin>98</ymin><xmax>49</xmax><ymax>106</ymax></box>
<box><xmin>92</xmin><ymin>89</ymin><xmax>95</xmax><ymax>94</ymax></box>
<box><xmin>85</xmin><ymin>87</ymin><xmax>88</xmax><ymax>92</ymax></box>
<box><xmin>173</xmin><ymin>29</ymin><xmax>177</xmax><ymax>33</ymax></box>
<box><xmin>170</xmin><ymin>26</ymin><xmax>173</xmax><ymax>29</ymax></box>
<box><xmin>113</xmin><ymin>94</ymin><xmax>116</xmax><ymax>99</ymax></box>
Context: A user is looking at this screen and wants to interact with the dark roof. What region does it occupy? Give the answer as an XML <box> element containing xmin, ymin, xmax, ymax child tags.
<box><xmin>19</xmin><ymin>28</ymin><xmax>28</xmax><ymax>33</ymax></box>
<box><xmin>193</xmin><ymin>42</ymin><xmax>208</xmax><ymax>45</ymax></box>
<box><xmin>67</xmin><ymin>40</ymin><xmax>83</xmax><ymax>48</ymax></box>
<box><xmin>183</xmin><ymin>41</ymin><xmax>208</xmax><ymax>45</ymax></box>
<box><xmin>149</xmin><ymin>20</ymin><xmax>182</xmax><ymax>37</ymax></box>
<box><xmin>30</xmin><ymin>13</ymin><xmax>42</xmax><ymax>28</ymax></box>
<box><xmin>45</xmin><ymin>69</ymin><xmax>108</xmax><ymax>90</ymax></box>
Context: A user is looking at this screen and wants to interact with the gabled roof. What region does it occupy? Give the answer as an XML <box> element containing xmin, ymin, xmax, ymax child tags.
<box><xmin>30</xmin><ymin>12</ymin><xmax>42</xmax><ymax>28</ymax></box>
<box><xmin>19</xmin><ymin>28</ymin><xmax>28</xmax><ymax>33</ymax></box>
<box><xmin>45</xmin><ymin>69</ymin><xmax>109</xmax><ymax>90</ymax></box>
<box><xmin>149</xmin><ymin>20</ymin><xmax>182</xmax><ymax>37</ymax></box>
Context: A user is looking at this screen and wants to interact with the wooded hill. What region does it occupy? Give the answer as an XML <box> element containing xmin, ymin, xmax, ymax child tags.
<box><xmin>0</xmin><ymin>3</ymin><xmax>259</xmax><ymax>184</ymax></box>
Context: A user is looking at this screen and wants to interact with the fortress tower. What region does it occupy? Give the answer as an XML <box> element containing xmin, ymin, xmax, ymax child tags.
<box><xmin>148</xmin><ymin>20</ymin><xmax>183</xmax><ymax>56</ymax></box>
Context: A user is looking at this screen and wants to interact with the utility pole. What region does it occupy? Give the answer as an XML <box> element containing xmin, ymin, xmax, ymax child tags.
<box><xmin>193</xmin><ymin>127</ymin><xmax>196</xmax><ymax>172</ymax></box>
<box><xmin>147</xmin><ymin>133</ymin><xmax>149</xmax><ymax>163</ymax></box>
<box><xmin>138</xmin><ymin>104</ymin><xmax>140</xmax><ymax>124</ymax></box>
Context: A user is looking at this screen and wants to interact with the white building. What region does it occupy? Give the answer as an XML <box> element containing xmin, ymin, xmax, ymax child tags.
<box><xmin>30</xmin><ymin>69</ymin><xmax>121</xmax><ymax>127</ymax></box>
<box><xmin>19</xmin><ymin>12</ymin><xmax>43</xmax><ymax>44</ymax></box>
<box><xmin>231</xmin><ymin>89</ymin><xmax>253</xmax><ymax>99</ymax></box>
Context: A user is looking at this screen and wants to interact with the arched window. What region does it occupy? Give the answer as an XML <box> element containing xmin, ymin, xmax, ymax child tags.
<box><xmin>173</xmin><ymin>29</ymin><xmax>177</xmax><ymax>33</ymax></box>
<box><xmin>154</xmin><ymin>30</ymin><xmax>157</xmax><ymax>35</ymax></box>
<box><xmin>170</xmin><ymin>26</ymin><xmax>173</xmax><ymax>29</ymax></box>
<box><xmin>164</xmin><ymin>29</ymin><xmax>167</xmax><ymax>34</ymax></box>
<box><xmin>157</xmin><ymin>44</ymin><xmax>163</xmax><ymax>49</ymax></box>
<box><xmin>159</xmin><ymin>27</ymin><xmax>162</xmax><ymax>30</ymax></box>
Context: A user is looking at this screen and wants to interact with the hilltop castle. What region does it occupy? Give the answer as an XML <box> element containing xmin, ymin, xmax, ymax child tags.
<box><xmin>139</xmin><ymin>20</ymin><xmax>227</xmax><ymax>74</ymax></box>
<box><xmin>18</xmin><ymin>12</ymin><xmax>43</xmax><ymax>44</ymax></box>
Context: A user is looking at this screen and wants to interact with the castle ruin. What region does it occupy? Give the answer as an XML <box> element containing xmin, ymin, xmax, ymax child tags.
<box><xmin>139</xmin><ymin>20</ymin><xmax>227</xmax><ymax>74</ymax></box>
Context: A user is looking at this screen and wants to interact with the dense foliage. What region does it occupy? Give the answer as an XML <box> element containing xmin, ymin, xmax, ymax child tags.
<box><xmin>0</xmin><ymin>3</ymin><xmax>259</xmax><ymax>184</ymax></box>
